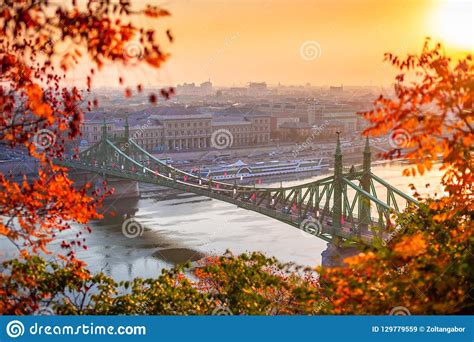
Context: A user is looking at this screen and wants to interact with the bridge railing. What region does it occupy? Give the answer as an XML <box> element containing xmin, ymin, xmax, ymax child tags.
<box><xmin>120</xmin><ymin>139</ymin><xmax>336</xmax><ymax>192</ymax></box>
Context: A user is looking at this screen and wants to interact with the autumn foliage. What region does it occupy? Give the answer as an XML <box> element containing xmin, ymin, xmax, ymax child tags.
<box><xmin>360</xmin><ymin>39</ymin><xmax>473</xmax><ymax>217</ymax></box>
<box><xmin>0</xmin><ymin>0</ymin><xmax>472</xmax><ymax>316</ymax></box>
<box><xmin>0</xmin><ymin>253</ymin><xmax>323</xmax><ymax>315</ymax></box>
<box><xmin>0</xmin><ymin>0</ymin><xmax>172</xmax><ymax>257</ymax></box>
<box><xmin>0</xmin><ymin>0</ymin><xmax>172</xmax><ymax>311</ymax></box>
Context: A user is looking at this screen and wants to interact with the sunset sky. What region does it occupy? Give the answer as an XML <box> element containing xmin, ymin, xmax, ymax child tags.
<box><xmin>83</xmin><ymin>0</ymin><xmax>473</xmax><ymax>88</ymax></box>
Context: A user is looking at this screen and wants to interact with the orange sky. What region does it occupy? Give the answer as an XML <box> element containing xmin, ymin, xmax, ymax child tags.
<box><xmin>77</xmin><ymin>0</ymin><xmax>472</xmax><ymax>88</ymax></box>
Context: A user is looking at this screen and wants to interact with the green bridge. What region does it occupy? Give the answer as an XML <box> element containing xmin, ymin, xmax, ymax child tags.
<box><xmin>57</xmin><ymin>119</ymin><xmax>418</xmax><ymax>246</ymax></box>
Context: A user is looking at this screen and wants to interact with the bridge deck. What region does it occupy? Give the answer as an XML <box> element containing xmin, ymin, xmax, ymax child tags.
<box><xmin>55</xmin><ymin>134</ymin><xmax>416</xmax><ymax>247</ymax></box>
<box><xmin>60</xmin><ymin>159</ymin><xmax>384</xmax><ymax>246</ymax></box>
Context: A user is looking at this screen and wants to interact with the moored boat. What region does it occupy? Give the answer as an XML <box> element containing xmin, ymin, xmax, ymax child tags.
<box><xmin>189</xmin><ymin>159</ymin><xmax>329</xmax><ymax>180</ymax></box>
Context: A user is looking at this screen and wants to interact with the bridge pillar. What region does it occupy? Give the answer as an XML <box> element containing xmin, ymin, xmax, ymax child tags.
<box><xmin>358</xmin><ymin>137</ymin><xmax>371</xmax><ymax>235</ymax></box>
<box><xmin>321</xmin><ymin>242</ymin><xmax>361</xmax><ymax>268</ymax></box>
<box><xmin>95</xmin><ymin>176</ymin><xmax>140</xmax><ymax>200</ymax></box>
<box><xmin>66</xmin><ymin>171</ymin><xmax>140</xmax><ymax>200</ymax></box>
<box><xmin>332</xmin><ymin>132</ymin><xmax>343</xmax><ymax>238</ymax></box>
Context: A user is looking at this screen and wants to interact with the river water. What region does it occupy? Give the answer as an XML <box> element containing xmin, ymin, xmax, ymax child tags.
<box><xmin>0</xmin><ymin>161</ymin><xmax>443</xmax><ymax>282</ymax></box>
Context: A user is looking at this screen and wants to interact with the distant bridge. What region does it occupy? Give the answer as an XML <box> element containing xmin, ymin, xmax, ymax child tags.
<box><xmin>56</xmin><ymin>119</ymin><xmax>418</xmax><ymax>246</ymax></box>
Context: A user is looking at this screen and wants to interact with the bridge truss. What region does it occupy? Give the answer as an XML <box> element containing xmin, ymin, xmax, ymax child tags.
<box><xmin>57</xmin><ymin>120</ymin><xmax>418</xmax><ymax>246</ymax></box>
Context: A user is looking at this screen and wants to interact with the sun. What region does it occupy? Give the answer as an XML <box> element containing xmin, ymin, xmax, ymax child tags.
<box><xmin>431</xmin><ymin>0</ymin><xmax>473</xmax><ymax>51</ymax></box>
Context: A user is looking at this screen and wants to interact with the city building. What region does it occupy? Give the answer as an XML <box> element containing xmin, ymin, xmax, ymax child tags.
<box><xmin>176</xmin><ymin>80</ymin><xmax>214</xmax><ymax>96</ymax></box>
<box><xmin>151</xmin><ymin>113</ymin><xmax>213</xmax><ymax>151</ymax></box>
<box><xmin>81</xmin><ymin>120</ymin><xmax>115</xmax><ymax>145</ymax></box>
<box><xmin>278</xmin><ymin>121</ymin><xmax>312</xmax><ymax>141</ymax></box>
<box><xmin>199</xmin><ymin>80</ymin><xmax>213</xmax><ymax>96</ymax></box>
<box><xmin>329</xmin><ymin>85</ymin><xmax>344</xmax><ymax>94</ymax></box>
<box><xmin>212</xmin><ymin>106</ymin><xmax>271</xmax><ymax>145</ymax></box>
<box><xmin>211</xmin><ymin>118</ymin><xmax>252</xmax><ymax>147</ymax></box>
<box><xmin>248</xmin><ymin>82</ymin><xmax>268</xmax><ymax>96</ymax></box>
<box><xmin>81</xmin><ymin>104</ymin><xmax>271</xmax><ymax>152</ymax></box>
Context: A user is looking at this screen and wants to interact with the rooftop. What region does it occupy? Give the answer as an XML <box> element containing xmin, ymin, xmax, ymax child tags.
<box><xmin>151</xmin><ymin>114</ymin><xmax>213</xmax><ymax>121</ymax></box>
<box><xmin>219</xmin><ymin>106</ymin><xmax>270</xmax><ymax>117</ymax></box>
<box><xmin>212</xmin><ymin>118</ymin><xmax>251</xmax><ymax>126</ymax></box>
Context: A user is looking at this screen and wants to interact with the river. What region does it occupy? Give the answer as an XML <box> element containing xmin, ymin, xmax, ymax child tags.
<box><xmin>0</xmin><ymin>161</ymin><xmax>443</xmax><ymax>281</ymax></box>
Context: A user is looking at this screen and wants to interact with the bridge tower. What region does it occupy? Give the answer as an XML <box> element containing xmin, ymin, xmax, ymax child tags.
<box><xmin>332</xmin><ymin>132</ymin><xmax>343</xmax><ymax>239</ymax></box>
<box><xmin>101</xmin><ymin>117</ymin><xmax>107</xmax><ymax>140</ymax></box>
<box><xmin>99</xmin><ymin>117</ymin><xmax>140</xmax><ymax>198</ymax></box>
<box><xmin>124</xmin><ymin>115</ymin><xmax>130</xmax><ymax>140</ymax></box>
<box><xmin>116</xmin><ymin>116</ymin><xmax>131</xmax><ymax>157</ymax></box>
<box><xmin>358</xmin><ymin>137</ymin><xmax>372</xmax><ymax>233</ymax></box>
<box><xmin>99</xmin><ymin>118</ymin><xmax>108</xmax><ymax>164</ymax></box>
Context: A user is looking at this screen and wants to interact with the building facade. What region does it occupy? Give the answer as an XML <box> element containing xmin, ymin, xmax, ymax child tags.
<box><xmin>211</xmin><ymin>119</ymin><xmax>252</xmax><ymax>147</ymax></box>
<box><xmin>82</xmin><ymin>106</ymin><xmax>272</xmax><ymax>152</ymax></box>
<box><xmin>151</xmin><ymin>114</ymin><xmax>213</xmax><ymax>151</ymax></box>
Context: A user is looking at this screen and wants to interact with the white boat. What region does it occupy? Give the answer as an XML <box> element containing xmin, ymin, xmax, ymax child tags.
<box><xmin>190</xmin><ymin>158</ymin><xmax>329</xmax><ymax>180</ymax></box>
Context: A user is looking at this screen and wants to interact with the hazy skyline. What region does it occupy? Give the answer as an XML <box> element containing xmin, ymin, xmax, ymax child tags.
<box><xmin>68</xmin><ymin>0</ymin><xmax>472</xmax><ymax>88</ymax></box>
